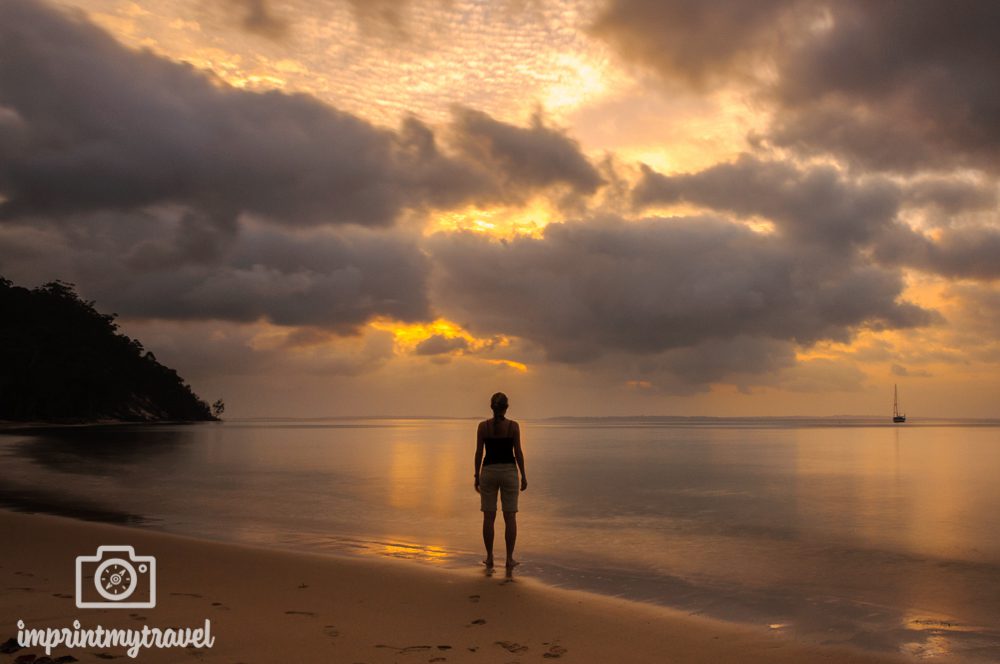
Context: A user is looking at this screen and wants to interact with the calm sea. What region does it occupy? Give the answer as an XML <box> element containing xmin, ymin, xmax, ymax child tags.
<box><xmin>3</xmin><ymin>418</ymin><xmax>1000</xmax><ymax>661</ymax></box>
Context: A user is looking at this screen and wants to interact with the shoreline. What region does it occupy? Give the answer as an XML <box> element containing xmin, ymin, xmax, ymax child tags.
<box><xmin>0</xmin><ymin>419</ymin><xmax>216</xmax><ymax>430</ymax></box>
<box><xmin>0</xmin><ymin>509</ymin><xmax>921</xmax><ymax>663</ymax></box>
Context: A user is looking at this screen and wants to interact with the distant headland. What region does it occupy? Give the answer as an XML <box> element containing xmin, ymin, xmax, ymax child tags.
<box><xmin>0</xmin><ymin>277</ymin><xmax>215</xmax><ymax>424</ymax></box>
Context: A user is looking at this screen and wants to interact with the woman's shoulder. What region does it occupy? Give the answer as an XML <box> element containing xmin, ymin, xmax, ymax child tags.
<box><xmin>479</xmin><ymin>418</ymin><xmax>519</xmax><ymax>430</ymax></box>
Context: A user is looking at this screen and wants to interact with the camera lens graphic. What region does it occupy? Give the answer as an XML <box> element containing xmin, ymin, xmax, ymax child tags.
<box><xmin>94</xmin><ymin>557</ymin><xmax>139</xmax><ymax>601</ymax></box>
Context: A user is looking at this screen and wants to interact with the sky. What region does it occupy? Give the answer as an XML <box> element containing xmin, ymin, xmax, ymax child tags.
<box><xmin>1</xmin><ymin>0</ymin><xmax>999</xmax><ymax>418</ymax></box>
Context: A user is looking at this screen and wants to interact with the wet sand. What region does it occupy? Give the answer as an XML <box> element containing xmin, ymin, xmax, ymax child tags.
<box><xmin>0</xmin><ymin>510</ymin><xmax>923</xmax><ymax>663</ymax></box>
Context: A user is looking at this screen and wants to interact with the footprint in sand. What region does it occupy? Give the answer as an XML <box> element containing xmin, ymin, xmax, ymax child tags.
<box><xmin>468</xmin><ymin>594</ymin><xmax>480</xmax><ymax>603</ymax></box>
<box><xmin>495</xmin><ymin>641</ymin><xmax>529</xmax><ymax>654</ymax></box>
<box><xmin>436</xmin><ymin>646</ymin><xmax>451</xmax><ymax>651</ymax></box>
<box><xmin>543</xmin><ymin>644</ymin><xmax>568</xmax><ymax>658</ymax></box>
<box><xmin>428</xmin><ymin>658</ymin><xmax>446</xmax><ymax>663</ymax></box>
<box><xmin>128</xmin><ymin>613</ymin><xmax>147</xmax><ymax>621</ymax></box>
<box><xmin>52</xmin><ymin>593</ymin><xmax>73</xmax><ymax>599</ymax></box>
<box><xmin>92</xmin><ymin>653</ymin><xmax>121</xmax><ymax>660</ymax></box>
<box><xmin>297</xmin><ymin>582</ymin><xmax>309</xmax><ymax>589</ymax></box>
<box><xmin>170</xmin><ymin>592</ymin><xmax>202</xmax><ymax>598</ymax></box>
<box><xmin>324</xmin><ymin>625</ymin><xmax>340</xmax><ymax>639</ymax></box>
<box><xmin>285</xmin><ymin>610</ymin><xmax>316</xmax><ymax>617</ymax></box>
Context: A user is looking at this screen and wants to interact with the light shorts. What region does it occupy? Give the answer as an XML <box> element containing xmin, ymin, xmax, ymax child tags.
<box><xmin>479</xmin><ymin>463</ymin><xmax>519</xmax><ymax>513</ymax></box>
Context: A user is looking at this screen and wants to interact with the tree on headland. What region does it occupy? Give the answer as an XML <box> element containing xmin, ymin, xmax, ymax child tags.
<box><xmin>0</xmin><ymin>276</ymin><xmax>215</xmax><ymax>422</ymax></box>
<box><xmin>212</xmin><ymin>399</ymin><xmax>225</xmax><ymax>419</ymax></box>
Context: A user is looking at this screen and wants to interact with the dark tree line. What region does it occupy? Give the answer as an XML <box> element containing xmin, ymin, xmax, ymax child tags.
<box><xmin>0</xmin><ymin>277</ymin><xmax>215</xmax><ymax>422</ymax></box>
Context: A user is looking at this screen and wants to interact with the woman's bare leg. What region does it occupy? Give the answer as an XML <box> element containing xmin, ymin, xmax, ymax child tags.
<box><xmin>502</xmin><ymin>511</ymin><xmax>518</xmax><ymax>567</ymax></box>
<box><xmin>482</xmin><ymin>511</ymin><xmax>497</xmax><ymax>567</ymax></box>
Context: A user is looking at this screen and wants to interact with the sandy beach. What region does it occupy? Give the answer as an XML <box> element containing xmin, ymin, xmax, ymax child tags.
<box><xmin>0</xmin><ymin>510</ymin><xmax>921</xmax><ymax>664</ymax></box>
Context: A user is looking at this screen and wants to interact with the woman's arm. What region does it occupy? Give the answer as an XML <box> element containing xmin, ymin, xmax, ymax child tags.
<box><xmin>512</xmin><ymin>421</ymin><xmax>527</xmax><ymax>491</ymax></box>
<box><xmin>474</xmin><ymin>421</ymin><xmax>485</xmax><ymax>493</ymax></box>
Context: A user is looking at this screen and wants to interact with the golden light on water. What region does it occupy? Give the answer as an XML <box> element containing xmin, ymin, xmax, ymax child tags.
<box><xmin>378</xmin><ymin>542</ymin><xmax>450</xmax><ymax>563</ymax></box>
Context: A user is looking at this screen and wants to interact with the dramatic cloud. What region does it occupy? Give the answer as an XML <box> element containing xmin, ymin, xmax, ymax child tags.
<box><xmin>903</xmin><ymin>177</ymin><xmax>998</xmax><ymax>216</ymax></box>
<box><xmin>873</xmin><ymin>224</ymin><xmax>1000</xmax><ymax>282</ymax></box>
<box><xmin>3</xmin><ymin>0</ymin><xmax>996</xmax><ymax>413</ymax></box>
<box><xmin>0</xmin><ymin>212</ymin><xmax>431</xmax><ymax>331</ymax></box>
<box><xmin>0</xmin><ymin>0</ymin><xmax>609</xmax><ymax>334</ymax></box>
<box><xmin>0</xmin><ymin>0</ymin><xmax>603</xmax><ymax>229</ymax></box>
<box><xmin>770</xmin><ymin>1</ymin><xmax>1000</xmax><ymax>173</ymax></box>
<box><xmin>618</xmin><ymin>335</ymin><xmax>800</xmax><ymax>393</ymax></box>
<box><xmin>428</xmin><ymin>216</ymin><xmax>934</xmax><ymax>370</ymax></box>
<box><xmin>592</xmin><ymin>0</ymin><xmax>1000</xmax><ymax>173</ymax></box>
<box><xmin>635</xmin><ymin>157</ymin><xmax>1000</xmax><ymax>283</ymax></box>
<box><xmin>589</xmin><ymin>0</ymin><xmax>798</xmax><ymax>87</ymax></box>
<box><xmin>450</xmin><ymin>107</ymin><xmax>605</xmax><ymax>200</ymax></box>
<box><xmin>633</xmin><ymin>155</ymin><xmax>900</xmax><ymax>249</ymax></box>
<box><xmin>0</xmin><ymin>0</ymin><xmax>394</xmax><ymax>225</ymax></box>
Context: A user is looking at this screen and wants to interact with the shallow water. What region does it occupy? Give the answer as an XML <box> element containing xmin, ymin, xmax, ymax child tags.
<box><xmin>3</xmin><ymin>418</ymin><xmax>1000</xmax><ymax>660</ymax></box>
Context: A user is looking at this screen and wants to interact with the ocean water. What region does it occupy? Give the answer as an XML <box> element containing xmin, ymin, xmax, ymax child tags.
<box><xmin>2</xmin><ymin>418</ymin><xmax>1000</xmax><ymax>660</ymax></box>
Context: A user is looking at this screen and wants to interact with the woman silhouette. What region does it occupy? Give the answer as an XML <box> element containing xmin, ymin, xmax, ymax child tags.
<box><xmin>474</xmin><ymin>392</ymin><xmax>527</xmax><ymax>570</ymax></box>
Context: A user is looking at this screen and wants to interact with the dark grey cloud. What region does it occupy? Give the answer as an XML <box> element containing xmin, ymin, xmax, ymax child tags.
<box><xmin>873</xmin><ymin>224</ymin><xmax>1000</xmax><ymax>282</ymax></box>
<box><xmin>770</xmin><ymin>1</ymin><xmax>1000</xmax><ymax>173</ymax></box>
<box><xmin>0</xmin><ymin>0</ymin><xmax>612</xmax><ymax>334</ymax></box>
<box><xmin>589</xmin><ymin>0</ymin><xmax>799</xmax><ymax>87</ymax></box>
<box><xmin>633</xmin><ymin>155</ymin><xmax>901</xmax><ymax>249</ymax></box>
<box><xmin>903</xmin><ymin>177</ymin><xmax>998</xmax><ymax>215</ymax></box>
<box><xmin>0</xmin><ymin>0</ymin><xmax>400</xmax><ymax>226</ymax></box>
<box><xmin>592</xmin><ymin>0</ymin><xmax>1000</xmax><ymax>173</ymax></box>
<box><xmin>414</xmin><ymin>334</ymin><xmax>469</xmax><ymax>356</ymax></box>
<box><xmin>632</xmin><ymin>335</ymin><xmax>798</xmax><ymax>393</ymax></box>
<box><xmin>450</xmin><ymin>107</ymin><xmax>605</xmax><ymax>199</ymax></box>
<box><xmin>0</xmin><ymin>210</ymin><xmax>431</xmax><ymax>332</ymax></box>
<box><xmin>635</xmin><ymin>157</ymin><xmax>1000</xmax><ymax>283</ymax></box>
<box><xmin>428</xmin><ymin>216</ymin><xmax>934</xmax><ymax>370</ymax></box>
<box><xmin>0</xmin><ymin>0</ymin><xmax>601</xmax><ymax>229</ymax></box>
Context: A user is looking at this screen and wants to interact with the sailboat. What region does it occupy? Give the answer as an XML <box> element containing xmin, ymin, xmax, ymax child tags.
<box><xmin>892</xmin><ymin>384</ymin><xmax>906</xmax><ymax>423</ymax></box>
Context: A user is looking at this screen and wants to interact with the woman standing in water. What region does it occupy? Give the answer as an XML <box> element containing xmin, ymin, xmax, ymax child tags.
<box><xmin>474</xmin><ymin>392</ymin><xmax>527</xmax><ymax>570</ymax></box>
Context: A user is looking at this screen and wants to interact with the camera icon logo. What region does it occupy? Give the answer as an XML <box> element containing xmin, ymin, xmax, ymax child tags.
<box><xmin>75</xmin><ymin>545</ymin><xmax>157</xmax><ymax>609</ymax></box>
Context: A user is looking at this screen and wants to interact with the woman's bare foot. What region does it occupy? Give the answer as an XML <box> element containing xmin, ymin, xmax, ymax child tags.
<box><xmin>483</xmin><ymin>557</ymin><xmax>494</xmax><ymax>569</ymax></box>
<box><xmin>505</xmin><ymin>559</ymin><xmax>520</xmax><ymax>569</ymax></box>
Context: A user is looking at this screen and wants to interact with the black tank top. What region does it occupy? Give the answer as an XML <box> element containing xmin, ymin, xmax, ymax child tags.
<box><xmin>483</xmin><ymin>419</ymin><xmax>516</xmax><ymax>465</ymax></box>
